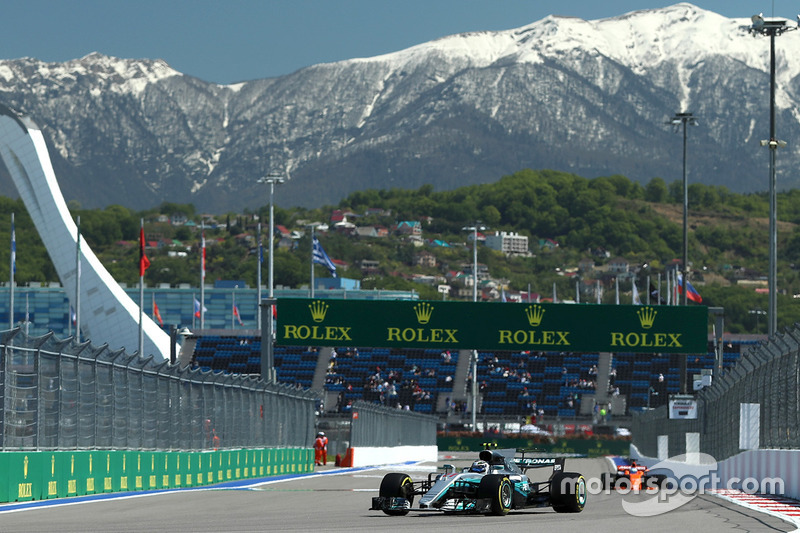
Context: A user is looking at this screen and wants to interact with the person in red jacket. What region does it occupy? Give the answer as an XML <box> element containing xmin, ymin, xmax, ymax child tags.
<box><xmin>314</xmin><ymin>432</ymin><xmax>328</xmax><ymax>466</ymax></box>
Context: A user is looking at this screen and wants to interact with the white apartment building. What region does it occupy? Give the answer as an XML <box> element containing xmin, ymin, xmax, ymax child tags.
<box><xmin>485</xmin><ymin>231</ymin><xmax>529</xmax><ymax>255</ymax></box>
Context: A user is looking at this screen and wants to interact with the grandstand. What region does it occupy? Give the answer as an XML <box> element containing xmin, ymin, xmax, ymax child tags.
<box><xmin>186</xmin><ymin>332</ymin><xmax>763</xmax><ymax>420</ymax></box>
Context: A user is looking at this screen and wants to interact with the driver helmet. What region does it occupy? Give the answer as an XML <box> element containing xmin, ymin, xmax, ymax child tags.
<box><xmin>470</xmin><ymin>460</ymin><xmax>489</xmax><ymax>473</ymax></box>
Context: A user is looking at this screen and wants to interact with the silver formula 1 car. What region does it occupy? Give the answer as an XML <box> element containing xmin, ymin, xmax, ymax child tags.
<box><xmin>370</xmin><ymin>448</ymin><xmax>586</xmax><ymax>516</ymax></box>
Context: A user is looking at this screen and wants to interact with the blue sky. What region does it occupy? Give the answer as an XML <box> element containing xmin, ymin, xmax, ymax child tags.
<box><xmin>0</xmin><ymin>1</ymin><xmax>794</xmax><ymax>84</ymax></box>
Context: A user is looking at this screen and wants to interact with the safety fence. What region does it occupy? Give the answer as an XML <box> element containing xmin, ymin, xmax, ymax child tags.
<box><xmin>630</xmin><ymin>325</ymin><xmax>800</xmax><ymax>461</ymax></box>
<box><xmin>0</xmin><ymin>328</ymin><xmax>317</xmax><ymax>451</ymax></box>
<box><xmin>319</xmin><ymin>401</ymin><xmax>438</xmax><ymax>459</ymax></box>
<box><xmin>350</xmin><ymin>401</ymin><xmax>437</xmax><ymax>447</ymax></box>
<box><xmin>0</xmin><ymin>447</ymin><xmax>312</xmax><ymax>503</ymax></box>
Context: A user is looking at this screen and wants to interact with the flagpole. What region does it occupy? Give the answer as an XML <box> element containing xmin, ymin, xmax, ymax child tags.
<box><xmin>25</xmin><ymin>292</ymin><xmax>29</xmax><ymax>335</ymax></box>
<box><xmin>139</xmin><ymin>217</ymin><xmax>145</xmax><ymax>355</ymax></box>
<box><xmin>615</xmin><ymin>277</ymin><xmax>620</xmax><ymax>305</ymax></box>
<box><xmin>310</xmin><ymin>225</ymin><xmax>316</xmax><ymax>298</ymax></box>
<box><xmin>257</xmin><ymin>222</ymin><xmax>262</xmax><ymax>326</ymax></box>
<box><xmin>75</xmin><ymin>215</ymin><xmax>81</xmax><ymax>343</ymax></box>
<box><xmin>200</xmin><ymin>221</ymin><xmax>206</xmax><ymax>329</ymax></box>
<box><xmin>658</xmin><ymin>273</ymin><xmax>662</xmax><ymax>305</ymax></box>
<box><xmin>9</xmin><ymin>212</ymin><xmax>14</xmax><ymax>330</ymax></box>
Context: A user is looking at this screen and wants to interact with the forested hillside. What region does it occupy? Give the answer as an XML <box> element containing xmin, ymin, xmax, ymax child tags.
<box><xmin>3</xmin><ymin>169</ymin><xmax>800</xmax><ymax>333</ymax></box>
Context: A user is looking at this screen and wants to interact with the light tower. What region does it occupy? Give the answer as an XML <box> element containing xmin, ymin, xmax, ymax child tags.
<box><xmin>749</xmin><ymin>13</ymin><xmax>798</xmax><ymax>336</ymax></box>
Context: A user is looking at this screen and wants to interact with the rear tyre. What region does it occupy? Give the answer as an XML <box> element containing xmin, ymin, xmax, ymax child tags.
<box><xmin>379</xmin><ymin>473</ymin><xmax>414</xmax><ymax>516</ymax></box>
<box><xmin>550</xmin><ymin>472</ymin><xmax>587</xmax><ymax>513</ymax></box>
<box><xmin>478</xmin><ymin>474</ymin><xmax>513</xmax><ymax>515</ymax></box>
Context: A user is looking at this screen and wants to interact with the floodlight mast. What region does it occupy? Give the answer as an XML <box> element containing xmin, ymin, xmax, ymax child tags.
<box><xmin>462</xmin><ymin>223</ymin><xmax>486</xmax><ymax>432</ymax></box>
<box><xmin>258</xmin><ymin>171</ymin><xmax>285</xmax><ymax>383</ymax></box>
<box><xmin>667</xmin><ymin>112</ymin><xmax>698</xmax><ymax>308</ymax></box>
<box><xmin>749</xmin><ymin>13</ymin><xmax>798</xmax><ymax>337</ymax></box>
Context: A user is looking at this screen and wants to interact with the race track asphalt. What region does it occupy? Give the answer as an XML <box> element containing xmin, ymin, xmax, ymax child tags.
<box><xmin>0</xmin><ymin>452</ymin><xmax>795</xmax><ymax>533</ymax></box>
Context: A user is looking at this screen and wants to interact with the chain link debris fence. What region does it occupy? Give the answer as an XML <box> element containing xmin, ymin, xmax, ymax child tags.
<box><xmin>630</xmin><ymin>326</ymin><xmax>800</xmax><ymax>460</ymax></box>
<box><xmin>0</xmin><ymin>328</ymin><xmax>317</xmax><ymax>451</ymax></box>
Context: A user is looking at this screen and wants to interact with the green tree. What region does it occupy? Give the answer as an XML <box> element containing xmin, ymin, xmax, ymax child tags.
<box><xmin>645</xmin><ymin>177</ymin><xmax>668</xmax><ymax>203</ymax></box>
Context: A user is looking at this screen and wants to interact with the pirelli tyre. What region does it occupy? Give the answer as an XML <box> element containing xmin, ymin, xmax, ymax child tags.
<box><xmin>550</xmin><ymin>472</ymin><xmax>587</xmax><ymax>513</ymax></box>
<box><xmin>478</xmin><ymin>474</ymin><xmax>513</xmax><ymax>516</ymax></box>
<box><xmin>379</xmin><ymin>473</ymin><xmax>414</xmax><ymax>516</ymax></box>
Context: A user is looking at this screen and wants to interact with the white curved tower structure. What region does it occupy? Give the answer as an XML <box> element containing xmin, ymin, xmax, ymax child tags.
<box><xmin>0</xmin><ymin>104</ymin><xmax>171</xmax><ymax>359</ymax></box>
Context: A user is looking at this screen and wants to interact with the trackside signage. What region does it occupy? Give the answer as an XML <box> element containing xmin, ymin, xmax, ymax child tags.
<box><xmin>277</xmin><ymin>299</ymin><xmax>708</xmax><ymax>354</ymax></box>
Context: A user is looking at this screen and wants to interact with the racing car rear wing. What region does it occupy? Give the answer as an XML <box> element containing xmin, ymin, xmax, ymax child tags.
<box><xmin>514</xmin><ymin>457</ymin><xmax>565</xmax><ymax>470</ymax></box>
<box><xmin>513</xmin><ymin>448</ymin><xmax>566</xmax><ymax>473</ymax></box>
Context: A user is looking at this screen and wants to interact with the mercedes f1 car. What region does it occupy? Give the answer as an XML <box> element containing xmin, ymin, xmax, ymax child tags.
<box><xmin>370</xmin><ymin>448</ymin><xmax>586</xmax><ymax>516</ymax></box>
<box><xmin>602</xmin><ymin>459</ymin><xmax>667</xmax><ymax>490</ymax></box>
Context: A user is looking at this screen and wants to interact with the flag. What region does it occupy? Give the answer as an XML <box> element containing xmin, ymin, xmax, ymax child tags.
<box><xmin>153</xmin><ymin>300</ymin><xmax>163</xmax><ymax>326</ymax></box>
<box><xmin>10</xmin><ymin>215</ymin><xmax>16</xmax><ymax>275</ymax></box>
<box><xmin>70</xmin><ymin>305</ymin><xmax>76</xmax><ymax>325</ymax></box>
<box><xmin>632</xmin><ymin>281</ymin><xmax>641</xmax><ymax>305</ymax></box>
<box><xmin>201</xmin><ymin>231</ymin><xmax>206</xmax><ymax>280</ymax></box>
<box><xmin>677</xmin><ymin>274</ymin><xmax>703</xmax><ymax>303</ymax></box>
<box><xmin>233</xmin><ymin>304</ymin><xmax>244</xmax><ymax>325</ymax></box>
<box><xmin>501</xmin><ymin>287</ymin><xmax>507</xmax><ymax>302</ymax></box>
<box><xmin>193</xmin><ymin>298</ymin><xmax>207</xmax><ymax>318</ymax></box>
<box><xmin>649</xmin><ymin>282</ymin><xmax>666</xmax><ymax>305</ymax></box>
<box><xmin>139</xmin><ymin>225</ymin><xmax>150</xmax><ymax>276</ymax></box>
<box><xmin>312</xmin><ymin>236</ymin><xmax>337</xmax><ymax>277</ymax></box>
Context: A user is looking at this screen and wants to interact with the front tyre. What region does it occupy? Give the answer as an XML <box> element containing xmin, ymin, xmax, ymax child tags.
<box><xmin>550</xmin><ymin>472</ymin><xmax>587</xmax><ymax>513</ymax></box>
<box><xmin>478</xmin><ymin>474</ymin><xmax>512</xmax><ymax>515</ymax></box>
<box><xmin>379</xmin><ymin>473</ymin><xmax>414</xmax><ymax>516</ymax></box>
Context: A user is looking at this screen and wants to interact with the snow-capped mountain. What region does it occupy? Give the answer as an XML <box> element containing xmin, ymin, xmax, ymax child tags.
<box><xmin>0</xmin><ymin>3</ymin><xmax>798</xmax><ymax>211</ymax></box>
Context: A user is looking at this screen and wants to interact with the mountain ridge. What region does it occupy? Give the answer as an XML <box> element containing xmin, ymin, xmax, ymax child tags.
<box><xmin>0</xmin><ymin>3</ymin><xmax>798</xmax><ymax>211</ymax></box>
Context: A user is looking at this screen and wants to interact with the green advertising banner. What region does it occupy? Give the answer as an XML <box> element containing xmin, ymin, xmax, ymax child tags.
<box><xmin>277</xmin><ymin>299</ymin><xmax>708</xmax><ymax>354</ymax></box>
<box><xmin>437</xmin><ymin>436</ymin><xmax>630</xmax><ymax>457</ymax></box>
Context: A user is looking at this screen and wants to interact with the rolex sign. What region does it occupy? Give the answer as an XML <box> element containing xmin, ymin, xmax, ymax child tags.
<box><xmin>277</xmin><ymin>299</ymin><xmax>708</xmax><ymax>354</ymax></box>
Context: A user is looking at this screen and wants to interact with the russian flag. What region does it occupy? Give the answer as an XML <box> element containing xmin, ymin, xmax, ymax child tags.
<box><xmin>193</xmin><ymin>298</ymin><xmax>207</xmax><ymax>318</ymax></box>
<box><xmin>677</xmin><ymin>274</ymin><xmax>702</xmax><ymax>303</ymax></box>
